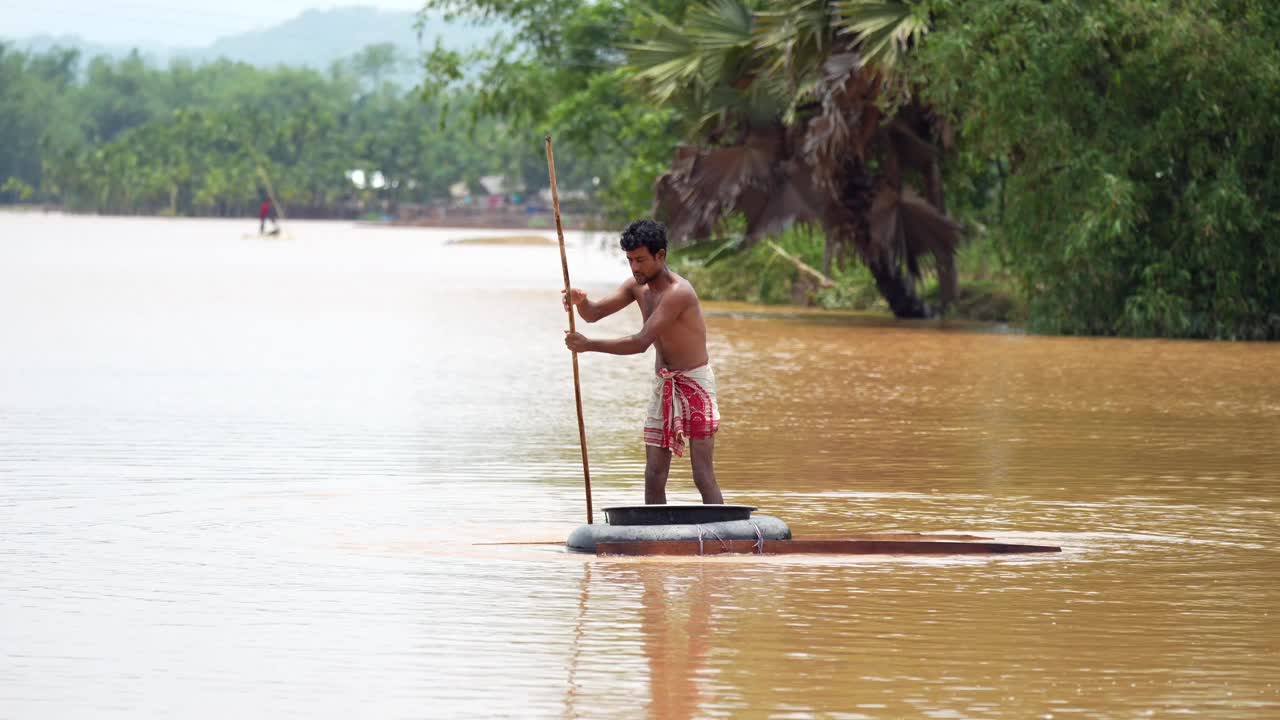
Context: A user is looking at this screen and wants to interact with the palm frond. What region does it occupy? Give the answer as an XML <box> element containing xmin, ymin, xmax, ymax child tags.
<box><xmin>800</xmin><ymin>52</ymin><xmax>881</xmax><ymax>181</ymax></box>
<box><xmin>833</xmin><ymin>0</ymin><xmax>929</xmax><ymax>72</ymax></box>
<box><xmin>622</xmin><ymin>12</ymin><xmax>705</xmax><ymax>104</ymax></box>
<box><xmin>868</xmin><ymin>183</ymin><xmax>962</xmax><ymax>302</ymax></box>
<box><xmin>752</xmin><ymin>0</ymin><xmax>834</xmax><ymax>83</ymax></box>
<box><xmin>685</xmin><ymin>0</ymin><xmax>755</xmax><ymax>50</ymax></box>
<box><xmin>623</xmin><ymin>0</ymin><xmax>758</xmax><ymax>116</ymax></box>
<box><xmin>654</xmin><ymin>129</ymin><xmax>787</xmax><ymax>243</ymax></box>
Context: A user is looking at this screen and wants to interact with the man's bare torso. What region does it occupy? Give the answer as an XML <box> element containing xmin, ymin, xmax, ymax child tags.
<box><xmin>633</xmin><ymin>272</ymin><xmax>709</xmax><ymax>371</ymax></box>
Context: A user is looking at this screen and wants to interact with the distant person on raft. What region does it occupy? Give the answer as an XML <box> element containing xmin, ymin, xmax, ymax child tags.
<box><xmin>258</xmin><ymin>198</ymin><xmax>279</xmax><ymax>235</ymax></box>
<box><xmin>562</xmin><ymin>219</ymin><xmax>723</xmax><ymax>505</ymax></box>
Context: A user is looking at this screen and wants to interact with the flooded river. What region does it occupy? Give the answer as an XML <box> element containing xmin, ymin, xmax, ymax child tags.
<box><xmin>1</xmin><ymin>213</ymin><xmax>1277</xmax><ymax>718</ymax></box>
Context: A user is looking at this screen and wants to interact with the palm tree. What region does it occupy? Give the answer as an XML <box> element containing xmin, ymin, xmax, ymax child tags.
<box><xmin>625</xmin><ymin>0</ymin><xmax>959</xmax><ymax>317</ymax></box>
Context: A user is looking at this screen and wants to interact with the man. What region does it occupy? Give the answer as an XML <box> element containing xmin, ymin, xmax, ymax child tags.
<box><xmin>562</xmin><ymin>219</ymin><xmax>724</xmax><ymax>505</ymax></box>
<box><xmin>258</xmin><ymin>198</ymin><xmax>279</xmax><ymax>235</ymax></box>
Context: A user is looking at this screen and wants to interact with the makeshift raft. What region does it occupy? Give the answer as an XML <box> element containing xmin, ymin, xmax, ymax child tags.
<box><xmin>567</xmin><ymin>505</ymin><xmax>1061</xmax><ymax>556</ymax></box>
<box><xmin>566</xmin><ymin>505</ymin><xmax>790</xmax><ymax>552</ymax></box>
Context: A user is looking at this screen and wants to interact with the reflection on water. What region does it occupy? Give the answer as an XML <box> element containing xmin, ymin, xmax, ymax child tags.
<box><xmin>562</xmin><ymin>563</ymin><xmax>722</xmax><ymax>720</ymax></box>
<box><xmin>1</xmin><ymin>214</ymin><xmax>1278</xmax><ymax>718</ymax></box>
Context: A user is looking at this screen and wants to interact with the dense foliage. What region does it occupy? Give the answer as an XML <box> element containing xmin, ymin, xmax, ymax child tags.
<box><xmin>0</xmin><ymin>43</ymin><xmax>598</xmax><ymax>216</ymax></box>
<box><xmin>420</xmin><ymin>0</ymin><xmax>1280</xmax><ymax>338</ymax></box>
<box><xmin>914</xmin><ymin>0</ymin><xmax>1280</xmax><ymax>338</ymax></box>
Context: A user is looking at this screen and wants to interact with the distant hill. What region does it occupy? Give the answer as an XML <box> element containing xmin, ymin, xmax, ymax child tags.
<box><xmin>182</xmin><ymin>7</ymin><xmax>493</xmax><ymax>71</ymax></box>
<box><xmin>5</xmin><ymin>6</ymin><xmax>497</xmax><ymax>82</ymax></box>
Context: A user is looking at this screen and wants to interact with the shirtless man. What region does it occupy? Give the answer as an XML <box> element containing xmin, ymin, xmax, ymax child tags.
<box><xmin>562</xmin><ymin>219</ymin><xmax>724</xmax><ymax>505</ymax></box>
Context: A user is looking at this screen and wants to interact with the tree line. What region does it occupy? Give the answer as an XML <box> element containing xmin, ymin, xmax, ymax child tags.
<box><xmin>0</xmin><ymin>43</ymin><xmax>599</xmax><ymax>218</ymax></box>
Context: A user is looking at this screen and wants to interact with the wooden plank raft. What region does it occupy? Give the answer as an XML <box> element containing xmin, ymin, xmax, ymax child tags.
<box><xmin>596</xmin><ymin>536</ymin><xmax>1061</xmax><ymax>557</ymax></box>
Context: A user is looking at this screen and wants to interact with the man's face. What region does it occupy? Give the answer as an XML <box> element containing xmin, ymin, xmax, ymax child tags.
<box><xmin>626</xmin><ymin>247</ymin><xmax>665</xmax><ymax>284</ymax></box>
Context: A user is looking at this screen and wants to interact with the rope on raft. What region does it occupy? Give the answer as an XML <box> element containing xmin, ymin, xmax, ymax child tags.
<box><xmin>695</xmin><ymin>524</ymin><xmax>728</xmax><ymax>556</ymax></box>
<box><xmin>692</xmin><ymin>523</ymin><xmax>767</xmax><ymax>555</ymax></box>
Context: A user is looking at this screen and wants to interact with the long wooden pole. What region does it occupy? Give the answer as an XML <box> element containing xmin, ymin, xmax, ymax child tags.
<box><xmin>545</xmin><ymin>135</ymin><xmax>593</xmax><ymax>525</ymax></box>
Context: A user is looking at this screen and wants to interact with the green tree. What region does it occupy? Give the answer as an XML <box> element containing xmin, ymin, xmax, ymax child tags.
<box><xmin>914</xmin><ymin>0</ymin><xmax>1280</xmax><ymax>338</ymax></box>
<box><xmin>0</xmin><ymin>44</ymin><xmax>83</xmax><ymax>201</ymax></box>
<box><xmin>350</xmin><ymin>42</ymin><xmax>405</xmax><ymax>90</ymax></box>
<box><xmin>419</xmin><ymin>0</ymin><xmax>679</xmax><ymax>219</ymax></box>
<box><xmin>77</xmin><ymin>51</ymin><xmax>165</xmax><ymax>143</ymax></box>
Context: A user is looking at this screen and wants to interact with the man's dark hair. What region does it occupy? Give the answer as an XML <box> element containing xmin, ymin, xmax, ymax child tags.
<box><xmin>620</xmin><ymin>219</ymin><xmax>668</xmax><ymax>256</ymax></box>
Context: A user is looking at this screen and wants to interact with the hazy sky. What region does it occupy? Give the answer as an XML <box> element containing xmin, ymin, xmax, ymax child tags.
<box><xmin>2</xmin><ymin>1</ymin><xmax>428</xmax><ymax>47</ymax></box>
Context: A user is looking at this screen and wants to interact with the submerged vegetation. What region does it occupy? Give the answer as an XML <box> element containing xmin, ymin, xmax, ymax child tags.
<box><xmin>672</xmin><ymin>223</ymin><xmax>1019</xmax><ymax>322</ymax></box>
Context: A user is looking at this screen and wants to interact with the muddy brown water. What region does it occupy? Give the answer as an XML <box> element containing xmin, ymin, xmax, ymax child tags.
<box><xmin>2</xmin><ymin>214</ymin><xmax>1277</xmax><ymax>718</ymax></box>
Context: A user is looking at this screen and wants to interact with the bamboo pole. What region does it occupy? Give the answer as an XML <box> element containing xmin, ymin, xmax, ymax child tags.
<box><xmin>766</xmin><ymin>240</ymin><xmax>835</xmax><ymax>287</ymax></box>
<box><xmin>545</xmin><ymin>135</ymin><xmax>593</xmax><ymax>525</ymax></box>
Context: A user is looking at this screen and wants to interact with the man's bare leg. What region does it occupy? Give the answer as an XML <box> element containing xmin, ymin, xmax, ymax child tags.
<box><xmin>689</xmin><ymin>436</ymin><xmax>724</xmax><ymax>504</ymax></box>
<box><xmin>644</xmin><ymin>445</ymin><xmax>673</xmax><ymax>504</ymax></box>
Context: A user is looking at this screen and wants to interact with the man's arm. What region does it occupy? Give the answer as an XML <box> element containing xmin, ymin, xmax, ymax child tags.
<box><xmin>573</xmin><ymin>288</ymin><xmax>688</xmax><ymax>355</ymax></box>
<box><xmin>565</xmin><ymin>280</ymin><xmax>636</xmax><ymax>323</ymax></box>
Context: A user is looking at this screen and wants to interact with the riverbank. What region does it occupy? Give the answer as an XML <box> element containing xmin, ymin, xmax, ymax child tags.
<box><xmin>3</xmin><ymin>206</ymin><xmax>1016</xmax><ymax>323</ymax></box>
<box><xmin>389</xmin><ymin>209</ymin><xmax>603</xmax><ymax>231</ymax></box>
<box><xmin>2</xmin><ymin>203</ymin><xmax>606</xmax><ymax>233</ymax></box>
<box><xmin>671</xmin><ymin>226</ymin><xmax>1023</xmax><ymax>324</ymax></box>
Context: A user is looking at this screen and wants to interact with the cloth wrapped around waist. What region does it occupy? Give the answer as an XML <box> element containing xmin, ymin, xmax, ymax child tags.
<box><xmin>643</xmin><ymin>364</ymin><xmax>719</xmax><ymax>457</ymax></box>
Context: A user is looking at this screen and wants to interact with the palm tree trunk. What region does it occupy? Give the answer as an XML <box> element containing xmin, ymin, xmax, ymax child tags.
<box><xmin>828</xmin><ymin>159</ymin><xmax>932</xmax><ymax>319</ymax></box>
<box><xmin>865</xmin><ymin>254</ymin><xmax>930</xmax><ymax>318</ymax></box>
